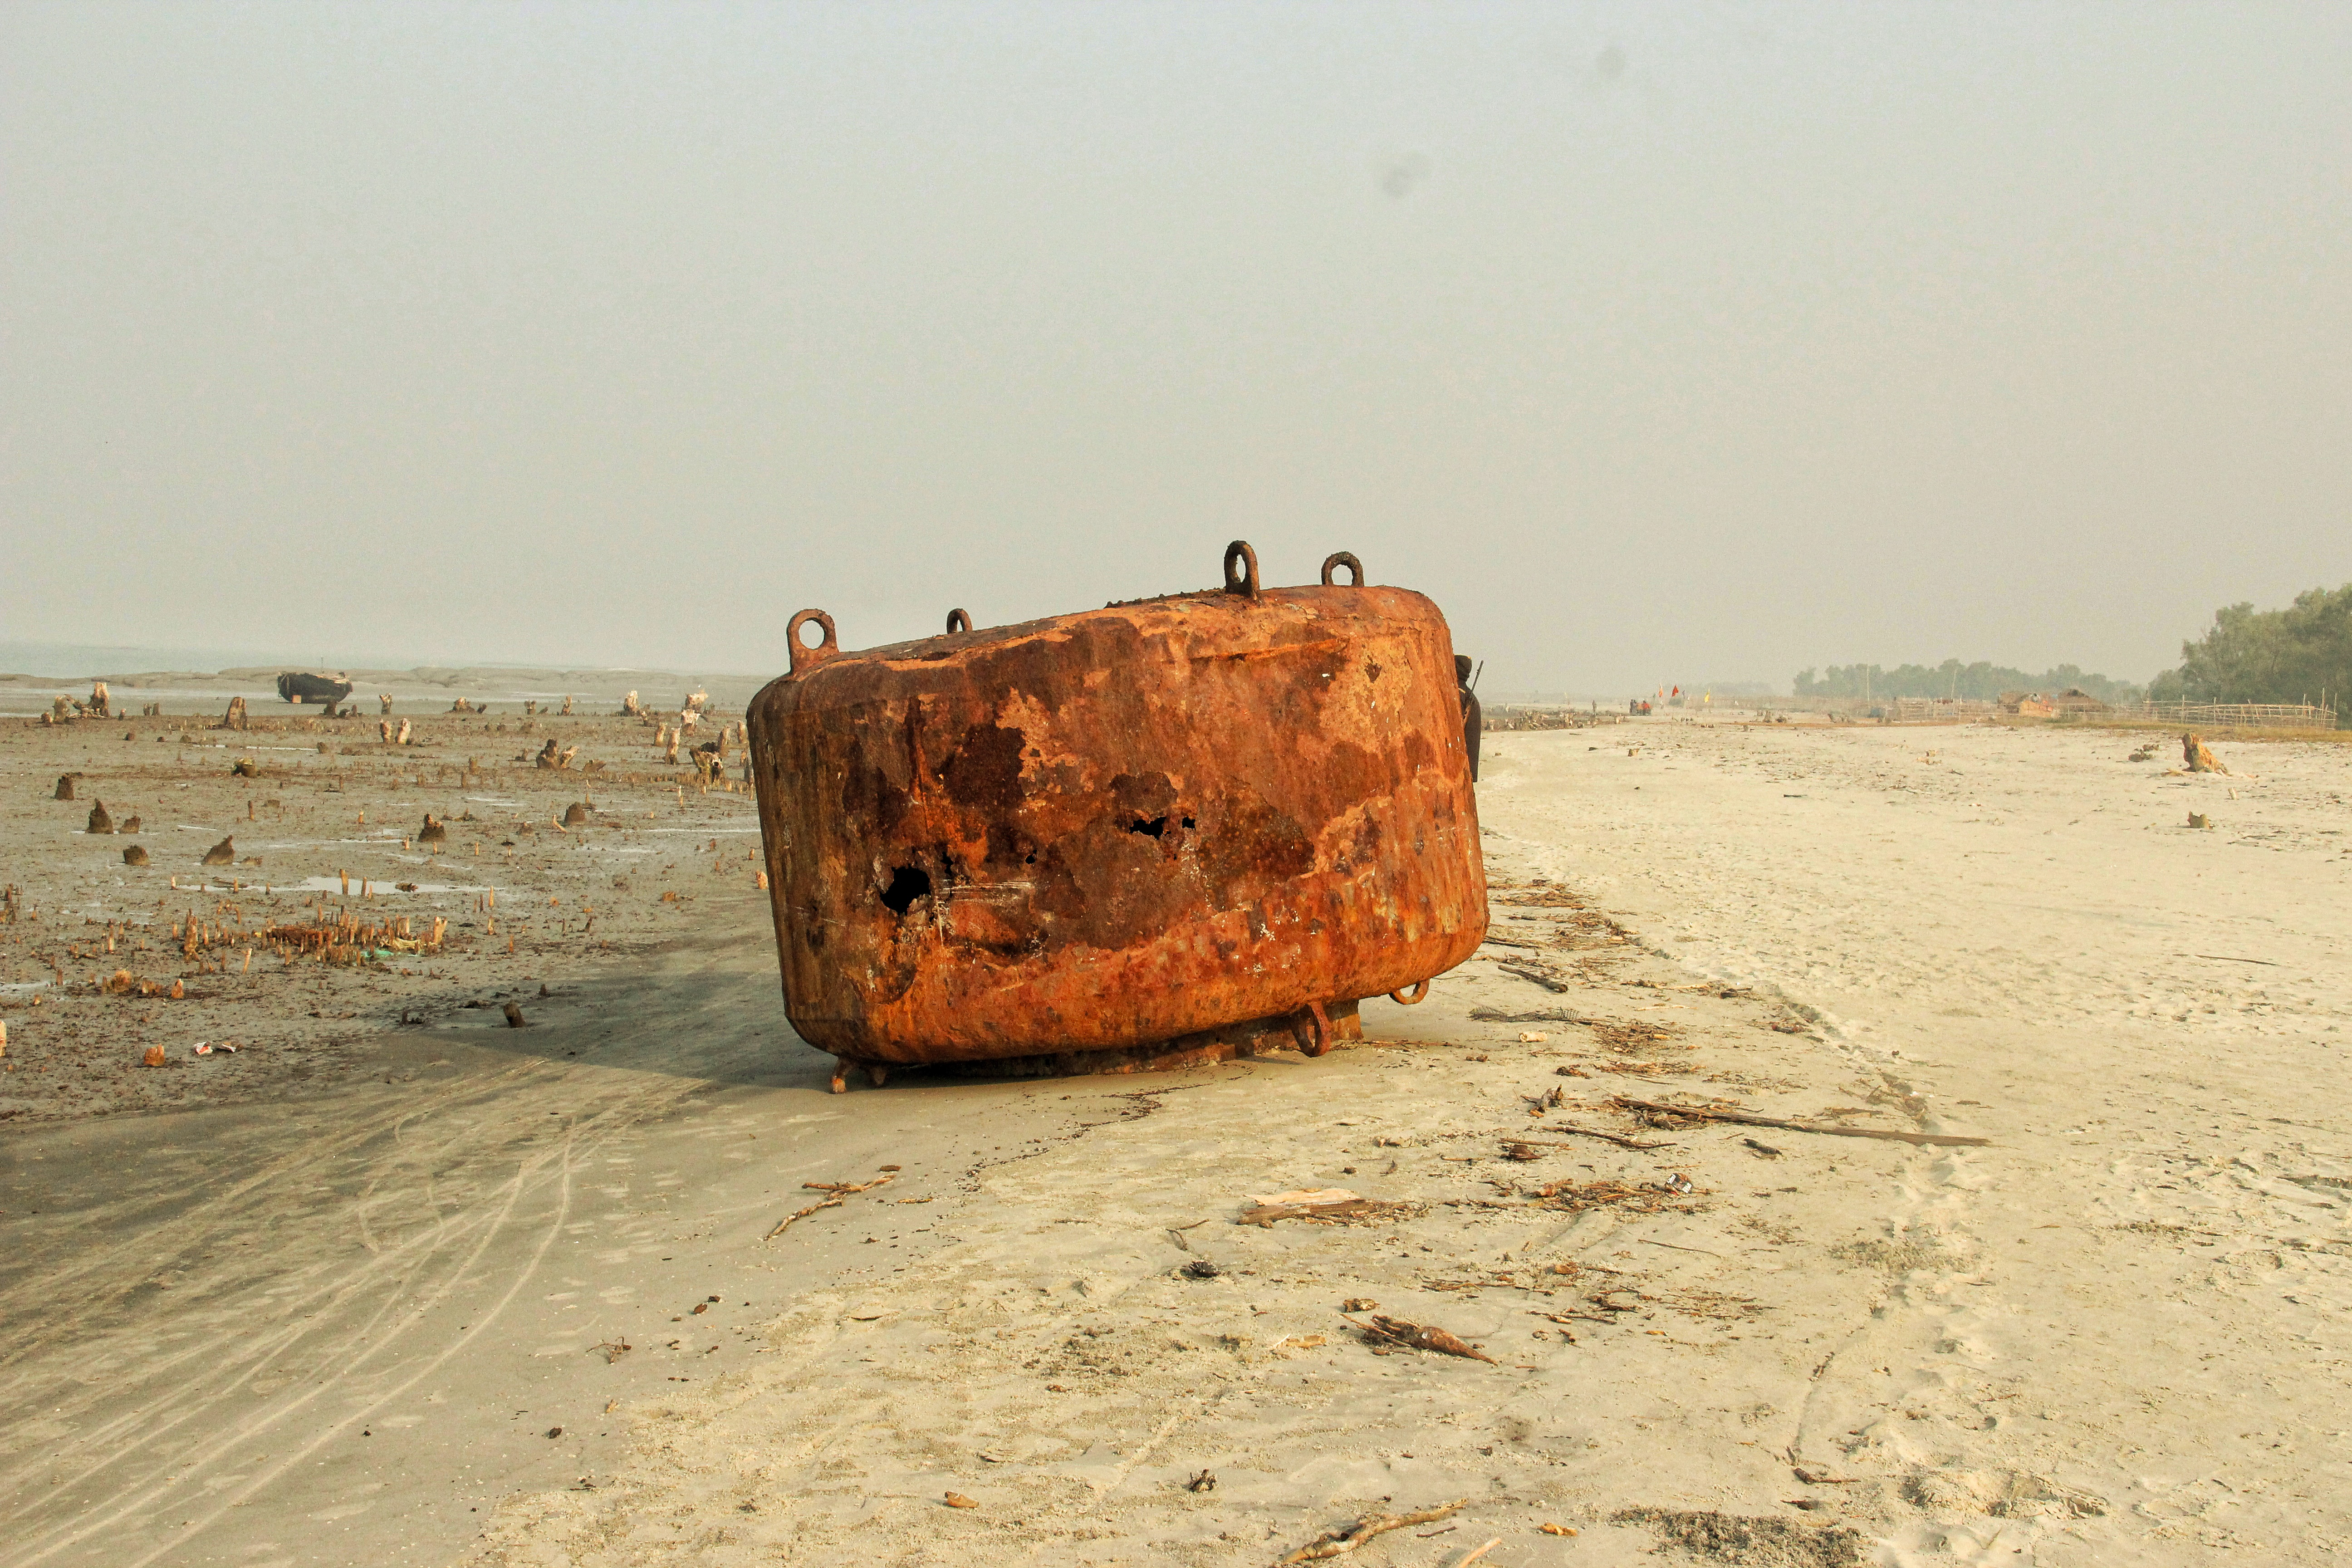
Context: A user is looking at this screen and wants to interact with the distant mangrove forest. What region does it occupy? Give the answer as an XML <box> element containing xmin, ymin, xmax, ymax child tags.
<box><xmin>1793</xmin><ymin>582</ymin><xmax>2352</xmax><ymax>721</ymax></box>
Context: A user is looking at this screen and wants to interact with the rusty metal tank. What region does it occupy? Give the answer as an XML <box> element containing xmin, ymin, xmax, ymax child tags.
<box><xmin>745</xmin><ymin>542</ymin><xmax>1486</xmax><ymax>1088</ymax></box>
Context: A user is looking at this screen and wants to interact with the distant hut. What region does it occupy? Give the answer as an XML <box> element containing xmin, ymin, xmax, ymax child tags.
<box><xmin>2048</xmin><ymin>688</ymin><xmax>2110</xmax><ymax>716</ymax></box>
<box><xmin>2000</xmin><ymin>691</ymin><xmax>2057</xmax><ymax>718</ymax></box>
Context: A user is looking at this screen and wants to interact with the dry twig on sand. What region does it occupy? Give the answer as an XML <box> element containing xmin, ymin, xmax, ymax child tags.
<box><xmin>1471</xmin><ymin>1008</ymin><xmax>1597</xmax><ymax>1024</ymax></box>
<box><xmin>1238</xmin><ymin>1189</ymin><xmax>1415</xmax><ymax>1227</ymax></box>
<box><xmin>1276</xmin><ymin>1499</ymin><xmax>1467</xmax><ymax>1562</ymax></box>
<box><xmin>1613</xmin><ymin>1097</ymin><xmax>1990</xmax><ymax>1148</ymax></box>
<box><xmin>1496</xmin><ymin>962</ymin><xmax>1574</xmax><ymax>994</ymax></box>
<box><xmin>765</xmin><ymin>1172</ymin><xmax>897</xmax><ymax>1239</ymax></box>
<box><xmin>1346</xmin><ymin>1313</ymin><xmax>1497</xmax><ymax>1363</ymax></box>
<box><xmin>1515</xmin><ymin>1123</ymin><xmax>1677</xmax><ymax>1152</ymax></box>
<box><xmin>1526</xmin><ymin>1176</ymin><xmax>1702</xmax><ymax>1214</ymax></box>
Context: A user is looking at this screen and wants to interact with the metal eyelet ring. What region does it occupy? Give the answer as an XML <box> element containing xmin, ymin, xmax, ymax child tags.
<box><xmin>1388</xmin><ymin>980</ymin><xmax>1431</xmax><ymax>1005</ymax></box>
<box><xmin>1223</xmin><ymin>540</ymin><xmax>1260</xmax><ymax>600</ymax></box>
<box><xmin>1293</xmin><ymin>997</ymin><xmax>1334</xmax><ymax>1056</ymax></box>
<box><xmin>945</xmin><ymin>608</ymin><xmax>972</xmax><ymax>634</ymax></box>
<box><xmin>1320</xmin><ymin>552</ymin><xmax>1363</xmax><ymax>586</ymax></box>
<box><xmin>787</xmin><ymin>609</ymin><xmax>838</xmax><ymax>676</ymax></box>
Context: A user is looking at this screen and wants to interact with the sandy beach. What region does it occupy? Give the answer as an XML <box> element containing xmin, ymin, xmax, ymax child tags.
<box><xmin>5</xmin><ymin>710</ymin><xmax>2348</xmax><ymax>1567</ymax></box>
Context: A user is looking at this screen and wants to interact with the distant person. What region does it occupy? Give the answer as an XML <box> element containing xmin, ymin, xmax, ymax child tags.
<box><xmin>1456</xmin><ymin>655</ymin><xmax>1481</xmax><ymax>781</ymax></box>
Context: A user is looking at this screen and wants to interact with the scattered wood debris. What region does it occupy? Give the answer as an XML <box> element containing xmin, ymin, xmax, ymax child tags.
<box><xmin>1507</xmin><ymin>1122</ymin><xmax>1677</xmax><ymax>1154</ymax></box>
<box><xmin>1490</xmin><ymin>883</ymin><xmax>1587</xmax><ymax>906</ymax></box>
<box><xmin>1425</xmin><ymin>1260</ymin><xmax>1586</xmax><ymax>1295</ymax></box>
<box><xmin>1612</xmin><ymin>1507</ymin><xmax>1864</xmax><ymax>1568</ymax></box>
<box><xmin>1588</xmin><ymin>1021</ymin><xmax>1684</xmax><ymax>1051</ymax></box>
<box><xmin>1471</xmin><ymin>1007</ymin><xmax>1683</xmax><ymax>1052</ymax></box>
<box><xmin>1524</xmin><ymin>1176</ymin><xmax>1706</xmax><ymax>1214</ymax></box>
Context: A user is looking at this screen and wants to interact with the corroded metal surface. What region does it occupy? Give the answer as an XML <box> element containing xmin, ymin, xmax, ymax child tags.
<box><xmin>746</xmin><ymin>543</ymin><xmax>1485</xmax><ymax>1071</ymax></box>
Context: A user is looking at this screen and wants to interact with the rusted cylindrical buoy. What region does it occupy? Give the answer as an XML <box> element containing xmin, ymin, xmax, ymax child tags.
<box><xmin>748</xmin><ymin>541</ymin><xmax>1483</xmax><ymax>1081</ymax></box>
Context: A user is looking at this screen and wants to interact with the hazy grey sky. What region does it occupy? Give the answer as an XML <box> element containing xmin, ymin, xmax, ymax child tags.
<box><xmin>5</xmin><ymin>4</ymin><xmax>2346</xmax><ymax>692</ymax></box>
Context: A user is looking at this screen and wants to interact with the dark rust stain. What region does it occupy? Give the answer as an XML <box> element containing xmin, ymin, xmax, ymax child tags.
<box><xmin>941</xmin><ymin>722</ymin><xmax>1027</xmax><ymax>813</ymax></box>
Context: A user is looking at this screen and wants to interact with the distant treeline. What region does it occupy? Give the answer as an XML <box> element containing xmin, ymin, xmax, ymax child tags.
<box><xmin>1792</xmin><ymin>662</ymin><xmax>2144</xmax><ymax>704</ymax></box>
<box><xmin>2148</xmin><ymin>584</ymin><xmax>2352</xmax><ymax>712</ymax></box>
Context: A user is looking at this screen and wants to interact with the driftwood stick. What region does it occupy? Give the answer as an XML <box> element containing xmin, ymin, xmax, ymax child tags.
<box><xmin>1613</xmin><ymin>1097</ymin><xmax>1991</xmax><ymax>1148</ymax></box>
<box><xmin>1496</xmin><ymin>962</ymin><xmax>1574</xmax><ymax>994</ymax></box>
<box><xmin>1344</xmin><ymin>1314</ymin><xmax>1497</xmax><ymax>1364</ymax></box>
<box><xmin>764</xmin><ymin>1172</ymin><xmax>897</xmax><ymax>1239</ymax></box>
<box><xmin>1277</xmin><ymin>1499</ymin><xmax>1467</xmax><ymax>1563</ymax></box>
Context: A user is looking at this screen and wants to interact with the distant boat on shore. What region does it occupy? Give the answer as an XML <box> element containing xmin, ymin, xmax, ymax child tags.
<box><xmin>276</xmin><ymin>670</ymin><xmax>354</xmax><ymax>705</ymax></box>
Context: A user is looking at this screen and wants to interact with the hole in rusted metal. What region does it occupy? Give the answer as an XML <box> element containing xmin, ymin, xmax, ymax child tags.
<box><xmin>1128</xmin><ymin>816</ymin><xmax>1168</xmax><ymax>839</ymax></box>
<box><xmin>879</xmin><ymin>866</ymin><xmax>932</xmax><ymax>914</ymax></box>
<box><xmin>1182</xmin><ymin>815</ymin><xmax>1196</xmax><ymax>828</ymax></box>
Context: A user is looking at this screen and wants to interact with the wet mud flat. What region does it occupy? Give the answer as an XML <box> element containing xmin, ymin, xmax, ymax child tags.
<box><xmin>0</xmin><ymin>705</ymin><xmax>766</xmax><ymax>1125</ymax></box>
